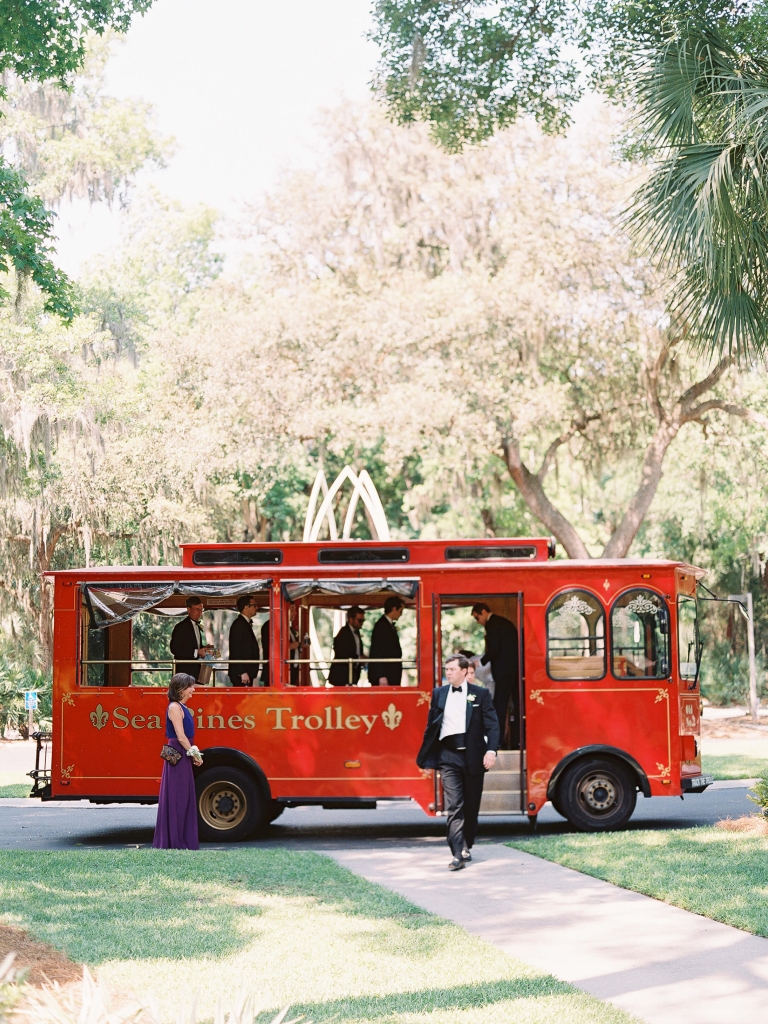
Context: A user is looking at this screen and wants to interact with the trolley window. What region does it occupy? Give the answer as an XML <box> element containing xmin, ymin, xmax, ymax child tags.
<box><xmin>547</xmin><ymin>590</ymin><xmax>605</xmax><ymax>679</ymax></box>
<box><xmin>677</xmin><ymin>596</ymin><xmax>701</xmax><ymax>683</ymax></box>
<box><xmin>611</xmin><ymin>589</ymin><xmax>670</xmax><ymax>679</ymax></box>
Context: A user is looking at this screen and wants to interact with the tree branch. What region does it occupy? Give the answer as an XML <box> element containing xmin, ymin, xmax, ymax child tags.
<box><xmin>502</xmin><ymin>436</ymin><xmax>590</xmax><ymax>559</ymax></box>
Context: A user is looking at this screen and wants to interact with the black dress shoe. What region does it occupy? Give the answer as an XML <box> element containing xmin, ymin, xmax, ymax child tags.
<box><xmin>448</xmin><ymin>857</ymin><xmax>465</xmax><ymax>871</ymax></box>
<box><xmin>461</xmin><ymin>849</ymin><xmax>472</xmax><ymax>861</ymax></box>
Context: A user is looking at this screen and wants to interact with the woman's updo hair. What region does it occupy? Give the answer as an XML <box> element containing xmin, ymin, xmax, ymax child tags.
<box><xmin>168</xmin><ymin>673</ymin><xmax>196</xmax><ymax>702</ymax></box>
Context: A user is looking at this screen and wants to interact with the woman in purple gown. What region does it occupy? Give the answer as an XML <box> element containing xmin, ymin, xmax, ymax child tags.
<box><xmin>153</xmin><ymin>673</ymin><xmax>201</xmax><ymax>850</ymax></box>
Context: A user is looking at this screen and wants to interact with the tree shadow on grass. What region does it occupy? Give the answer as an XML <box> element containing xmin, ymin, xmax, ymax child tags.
<box><xmin>0</xmin><ymin>849</ymin><xmax>440</xmax><ymax>966</ymax></box>
<box><xmin>256</xmin><ymin>978</ymin><xmax>575</xmax><ymax>1023</ymax></box>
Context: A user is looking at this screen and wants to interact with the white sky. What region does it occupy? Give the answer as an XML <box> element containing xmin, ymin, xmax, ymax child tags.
<box><xmin>54</xmin><ymin>0</ymin><xmax>378</xmax><ymax>274</ymax></box>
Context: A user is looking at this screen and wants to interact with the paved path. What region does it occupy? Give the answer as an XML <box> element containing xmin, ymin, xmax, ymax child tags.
<box><xmin>329</xmin><ymin>842</ymin><xmax>768</xmax><ymax>1024</ymax></box>
<box><xmin>0</xmin><ymin>783</ymin><xmax>758</xmax><ymax>849</ymax></box>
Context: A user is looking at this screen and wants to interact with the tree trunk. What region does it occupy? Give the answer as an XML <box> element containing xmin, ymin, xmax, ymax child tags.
<box><xmin>501</xmin><ymin>437</ymin><xmax>590</xmax><ymax>559</ymax></box>
<box><xmin>601</xmin><ymin>422</ymin><xmax>679</xmax><ymax>559</ymax></box>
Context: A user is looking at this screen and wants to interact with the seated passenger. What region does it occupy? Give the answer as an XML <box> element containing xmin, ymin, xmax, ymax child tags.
<box><xmin>228</xmin><ymin>595</ymin><xmax>261</xmax><ymax>687</ymax></box>
<box><xmin>368</xmin><ymin>596</ymin><xmax>404</xmax><ymax>685</ymax></box>
<box><xmin>328</xmin><ymin>606</ymin><xmax>366</xmax><ymax>686</ymax></box>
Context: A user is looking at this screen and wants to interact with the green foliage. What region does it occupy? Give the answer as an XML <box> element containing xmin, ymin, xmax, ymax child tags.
<box><xmin>0</xmin><ymin>638</ymin><xmax>51</xmax><ymax>735</ymax></box>
<box><xmin>700</xmin><ymin>639</ymin><xmax>767</xmax><ymax>706</ymax></box>
<box><xmin>370</xmin><ymin>0</ymin><xmax>581</xmax><ymax>149</ymax></box>
<box><xmin>371</xmin><ymin>0</ymin><xmax>768</xmax><ymax>149</ymax></box>
<box><xmin>0</xmin><ymin>162</ymin><xmax>76</xmax><ymax>319</ymax></box>
<box><xmin>748</xmin><ymin>772</ymin><xmax>768</xmax><ymax>814</ymax></box>
<box><xmin>0</xmin><ymin>1</ymin><xmax>152</xmax><ymax>86</ymax></box>
<box><xmin>0</xmin><ymin>2</ymin><xmax>156</xmax><ymax>318</ymax></box>
<box><xmin>625</xmin><ymin>25</ymin><xmax>768</xmax><ymax>360</ymax></box>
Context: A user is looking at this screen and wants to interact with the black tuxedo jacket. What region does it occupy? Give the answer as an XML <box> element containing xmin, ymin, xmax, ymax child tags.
<box><xmin>416</xmin><ymin>683</ymin><xmax>500</xmax><ymax>776</ymax></box>
<box><xmin>328</xmin><ymin>624</ymin><xmax>364</xmax><ymax>686</ymax></box>
<box><xmin>170</xmin><ymin>616</ymin><xmax>202</xmax><ymax>681</ymax></box>
<box><xmin>228</xmin><ymin>614</ymin><xmax>260</xmax><ymax>685</ymax></box>
<box><xmin>368</xmin><ymin>614</ymin><xmax>402</xmax><ymax>686</ymax></box>
<box><xmin>481</xmin><ymin>613</ymin><xmax>519</xmax><ymax>684</ymax></box>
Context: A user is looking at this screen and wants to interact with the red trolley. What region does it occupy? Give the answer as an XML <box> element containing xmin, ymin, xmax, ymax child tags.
<box><xmin>36</xmin><ymin>537</ymin><xmax>710</xmax><ymax>838</ymax></box>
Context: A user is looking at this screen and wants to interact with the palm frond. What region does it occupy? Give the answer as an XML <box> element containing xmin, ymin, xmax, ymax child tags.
<box><xmin>625</xmin><ymin>24</ymin><xmax>768</xmax><ymax>359</ymax></box>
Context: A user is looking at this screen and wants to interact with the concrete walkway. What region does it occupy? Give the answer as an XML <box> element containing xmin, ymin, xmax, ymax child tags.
<box><xmin>329</xmin><ymin>843</ymin><xmax>768</xmax><ymax>1024</ymax></box>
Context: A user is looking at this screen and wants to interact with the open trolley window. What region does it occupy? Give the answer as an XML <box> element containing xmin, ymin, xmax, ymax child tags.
<box><xmin>280</xmin><ymin>578</ymin><xmax>420</xmax><ymax>687</ymax></box>
<box><xmin>80</xmin><ymin>580</ymin><xmax>271</xmax><ymax>687</ymax></box>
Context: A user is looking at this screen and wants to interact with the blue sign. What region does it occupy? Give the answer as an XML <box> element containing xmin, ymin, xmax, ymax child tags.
<box><xmin>24</xmin><ymin>691</ymin><xmax>38</xmax><ymax>710</ymax></box>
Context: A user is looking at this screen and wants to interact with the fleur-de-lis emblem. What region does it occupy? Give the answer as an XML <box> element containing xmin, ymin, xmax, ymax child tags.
<box><xmin>654</xmin><ymin>689</ymin><xmax>669</xmax><ymax>703</ymax></box>
<box><xmin>382</xmin><ymin>703</ymin><xmax>402</xmax><ymax>731</ymax></box>
<box><xmin>90</xmin><ymin>704</ymin><xmax>109</xmax><ymax>730</ymax></box>
<box><xmin>61</xmin><ymin>764</ymin><xmax>75</xmax><ymax>779</ymax></box>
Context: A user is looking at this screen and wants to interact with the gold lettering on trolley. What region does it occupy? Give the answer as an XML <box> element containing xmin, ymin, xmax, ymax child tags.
<box><xmin>113</xmin><ymin>707</ymin><xmax>129</xmax><ymax>729</ymax></box>
<box><xmin>265</xmin><ymin>706</ymin><xmax>389</xmax><ymax>734</ymax></box>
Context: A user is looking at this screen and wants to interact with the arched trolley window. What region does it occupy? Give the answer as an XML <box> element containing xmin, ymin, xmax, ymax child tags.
<box><xmin>546</xmin><ymin>590</ymin><xmax>606</xmax><ymax>680</ymax></box>
<box><xmin>611</xmin><ymin>589</ymin><xmax>670</xmax><ymax>679</ymax></box>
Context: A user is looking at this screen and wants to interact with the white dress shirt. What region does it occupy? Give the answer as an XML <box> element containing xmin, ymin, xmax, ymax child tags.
<box><xmin>440</xmin><ymin>680</ymin><xmax>468</xmax><ymax>740</ymax></box>
<box><xmin>351</xmin><ymin>628</ymin><xmax>362</xmax><ymax>658</ymax></box>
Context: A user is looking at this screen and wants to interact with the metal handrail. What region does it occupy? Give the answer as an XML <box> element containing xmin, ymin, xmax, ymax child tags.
<box><xmin>82</xmin><ymin>659</ymin><xmax>267</xmax><ymax>665</ymax></box>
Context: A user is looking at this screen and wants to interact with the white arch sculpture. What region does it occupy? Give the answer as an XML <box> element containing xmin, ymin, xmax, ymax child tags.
<box><xmin>302</xmin><ymin>467</ymin><xmax>391</xmax><ymax>685</ymax></box>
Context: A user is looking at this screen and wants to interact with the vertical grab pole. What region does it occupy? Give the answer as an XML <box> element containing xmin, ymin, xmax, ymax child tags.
<box><xmin>518</xmin><ymin>591</ymin><xmax>527</xmax><ymax>815</ymax></box>
<box><xmin>747</xmin><ymin>592</ymin><xmax>758</xmax><ymax>724</ymax></box>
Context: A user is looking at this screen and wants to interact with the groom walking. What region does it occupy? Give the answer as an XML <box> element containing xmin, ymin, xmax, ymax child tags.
<box><xmin>417</xmin><ymin>655</ymin><xmax>500</xmax><ymax>870</ymax></box>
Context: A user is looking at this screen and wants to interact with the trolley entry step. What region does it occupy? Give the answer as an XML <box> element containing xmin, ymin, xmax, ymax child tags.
<box><xmin>479</xmin><ymin>750</ymin><xmax>523</xmax><ymax>814</ymax></box>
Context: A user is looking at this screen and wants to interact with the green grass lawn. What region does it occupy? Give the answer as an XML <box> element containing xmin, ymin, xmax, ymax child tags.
<box><xmin>0</xmin><ymin>849</ymin><xmax>636</xmax><ymax>1024</ymax></box>
<box><xmin>702</xmin><ymin>737</ymin><xmax>768</xmax><ymax>780</ymax></box>
<box><xmin>0</xmin><ymin>772</ymin><xmax>30</xmax><ymax>798</ymax></box>
<box><xmin>508</xmin><ymin>828</ymin><xmax>768</xmax><ymax>937</ymax></box>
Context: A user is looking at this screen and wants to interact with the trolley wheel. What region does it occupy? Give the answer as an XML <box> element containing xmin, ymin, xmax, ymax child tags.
<box><xmin>549</xmin><ymin>793</ymin><xmax>567</xmax><ymax>820</ymax></box>
<box><xmin>559</xmin><ymin>758</ymin><xmax>637</xmax><ymax>832</ymax></box>
<box><xmin>195</xmin><ymin>766</ymin><xmax>262</xmax><ymax>842</ymax></box>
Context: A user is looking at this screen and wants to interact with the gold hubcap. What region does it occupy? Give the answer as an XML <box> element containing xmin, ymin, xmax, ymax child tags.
<box><xmin>578</xmin><ymin>773</ymin><xmax>619</xmax><ymax>814</ymax></box>
<box><xmin>198</xmin><ymin>780</ymin><xmax>248</xmax><ymax>831</ymax></box>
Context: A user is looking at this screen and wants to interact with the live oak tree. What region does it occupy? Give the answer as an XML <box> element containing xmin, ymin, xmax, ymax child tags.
<box><xmin>371</xmin><ymin>4</ymin><xmax>768</xmax><ymax>360</ymax></box>
<box><xmin>246</xmin><ymin>103</ymin><xmax>768</xmax><ymax>558</ymax></box>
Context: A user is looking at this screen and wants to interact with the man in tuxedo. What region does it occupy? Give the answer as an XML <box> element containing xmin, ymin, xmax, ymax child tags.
<box><xmin>170</xmin><ymin>596</ymin><xmax>213</xmax><ymax>682</ymax></box>
<box><xmin>417</xmin><ymin>655</ymin><xmax>499</xmax><ymax>869</ymax></box>
<box><xmin>472</xmin><ymin>603</ymin><xmax>519</xmax><ymax>749</ymax></box>
<box><xmin>228</xmin><ymin>594</ymin><xmax>261</xmax><ymax>686</ymax></box>
<box><xmin>368</xmin><ymin>596</ymin><xmax>404</xmax><ymax>685</ymax></box>
<box><xmin>328</xmin><ymin>606</ymin><xmax>365</xmax><ymax>686</ymax></box>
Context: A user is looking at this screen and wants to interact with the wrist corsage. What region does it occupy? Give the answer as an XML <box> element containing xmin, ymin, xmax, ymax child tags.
<box><xmin>186</xmin><ymin>745</ymin><xmax>202</xmax><ymax>761</ymax></box>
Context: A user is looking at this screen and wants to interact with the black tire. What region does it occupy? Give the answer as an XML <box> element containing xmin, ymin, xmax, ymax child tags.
<box><xmin>195</xmin><ymin>766</ymin><xmax>262</xmax><ymax>842</ymax></box>
<box><xmin>265</xmin><ymin>800</ymin><xmax>284</xmax><ymax>824</ymax></box>
<box><xmin>549</xmin><ymin>792</ymin><xmax>567</xmax><ymax>820</ymax></box>
<box><xmin>559</xmin><ymin>757</ymin><xmax>637</xmax><ymax>832</ymax></box>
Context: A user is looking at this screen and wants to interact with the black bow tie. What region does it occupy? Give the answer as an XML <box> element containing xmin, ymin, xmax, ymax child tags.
<box><xmin>451</xmin><ymin>685</ymin><xmax>463</xmax><ymax>691</ymax></box>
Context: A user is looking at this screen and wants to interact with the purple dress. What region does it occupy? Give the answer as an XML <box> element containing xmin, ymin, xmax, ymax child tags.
<box><xmin>153</xmin><ymin>702</ymin><xmax>199</xmax><ymax>850</ymax></box>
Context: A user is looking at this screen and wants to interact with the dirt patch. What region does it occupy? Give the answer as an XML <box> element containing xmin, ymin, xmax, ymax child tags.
<box><xmin>715</xmin><ymin>815</ymin><xmax>768</xmax><ymax>836</ymax></box>
<box><xmin>0</xmin><ymin>923</ymin><xmax>81</xmax><ymax>986</ymax></box>
<box><xmin>701</xmin><ymin>715</ymin><xmax>768</xmax><ymax>740</ymax></box>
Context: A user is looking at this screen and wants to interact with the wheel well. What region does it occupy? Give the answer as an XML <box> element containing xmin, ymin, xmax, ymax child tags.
<box><xmin>547</xmin><ymin>745</ymin><xmax>651</xmax><ymax>801</ymax></box>
<box><xmin>192</xmin><ymin>747</ymin><xmax>272</xmax><ymax>806</ymax></box>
